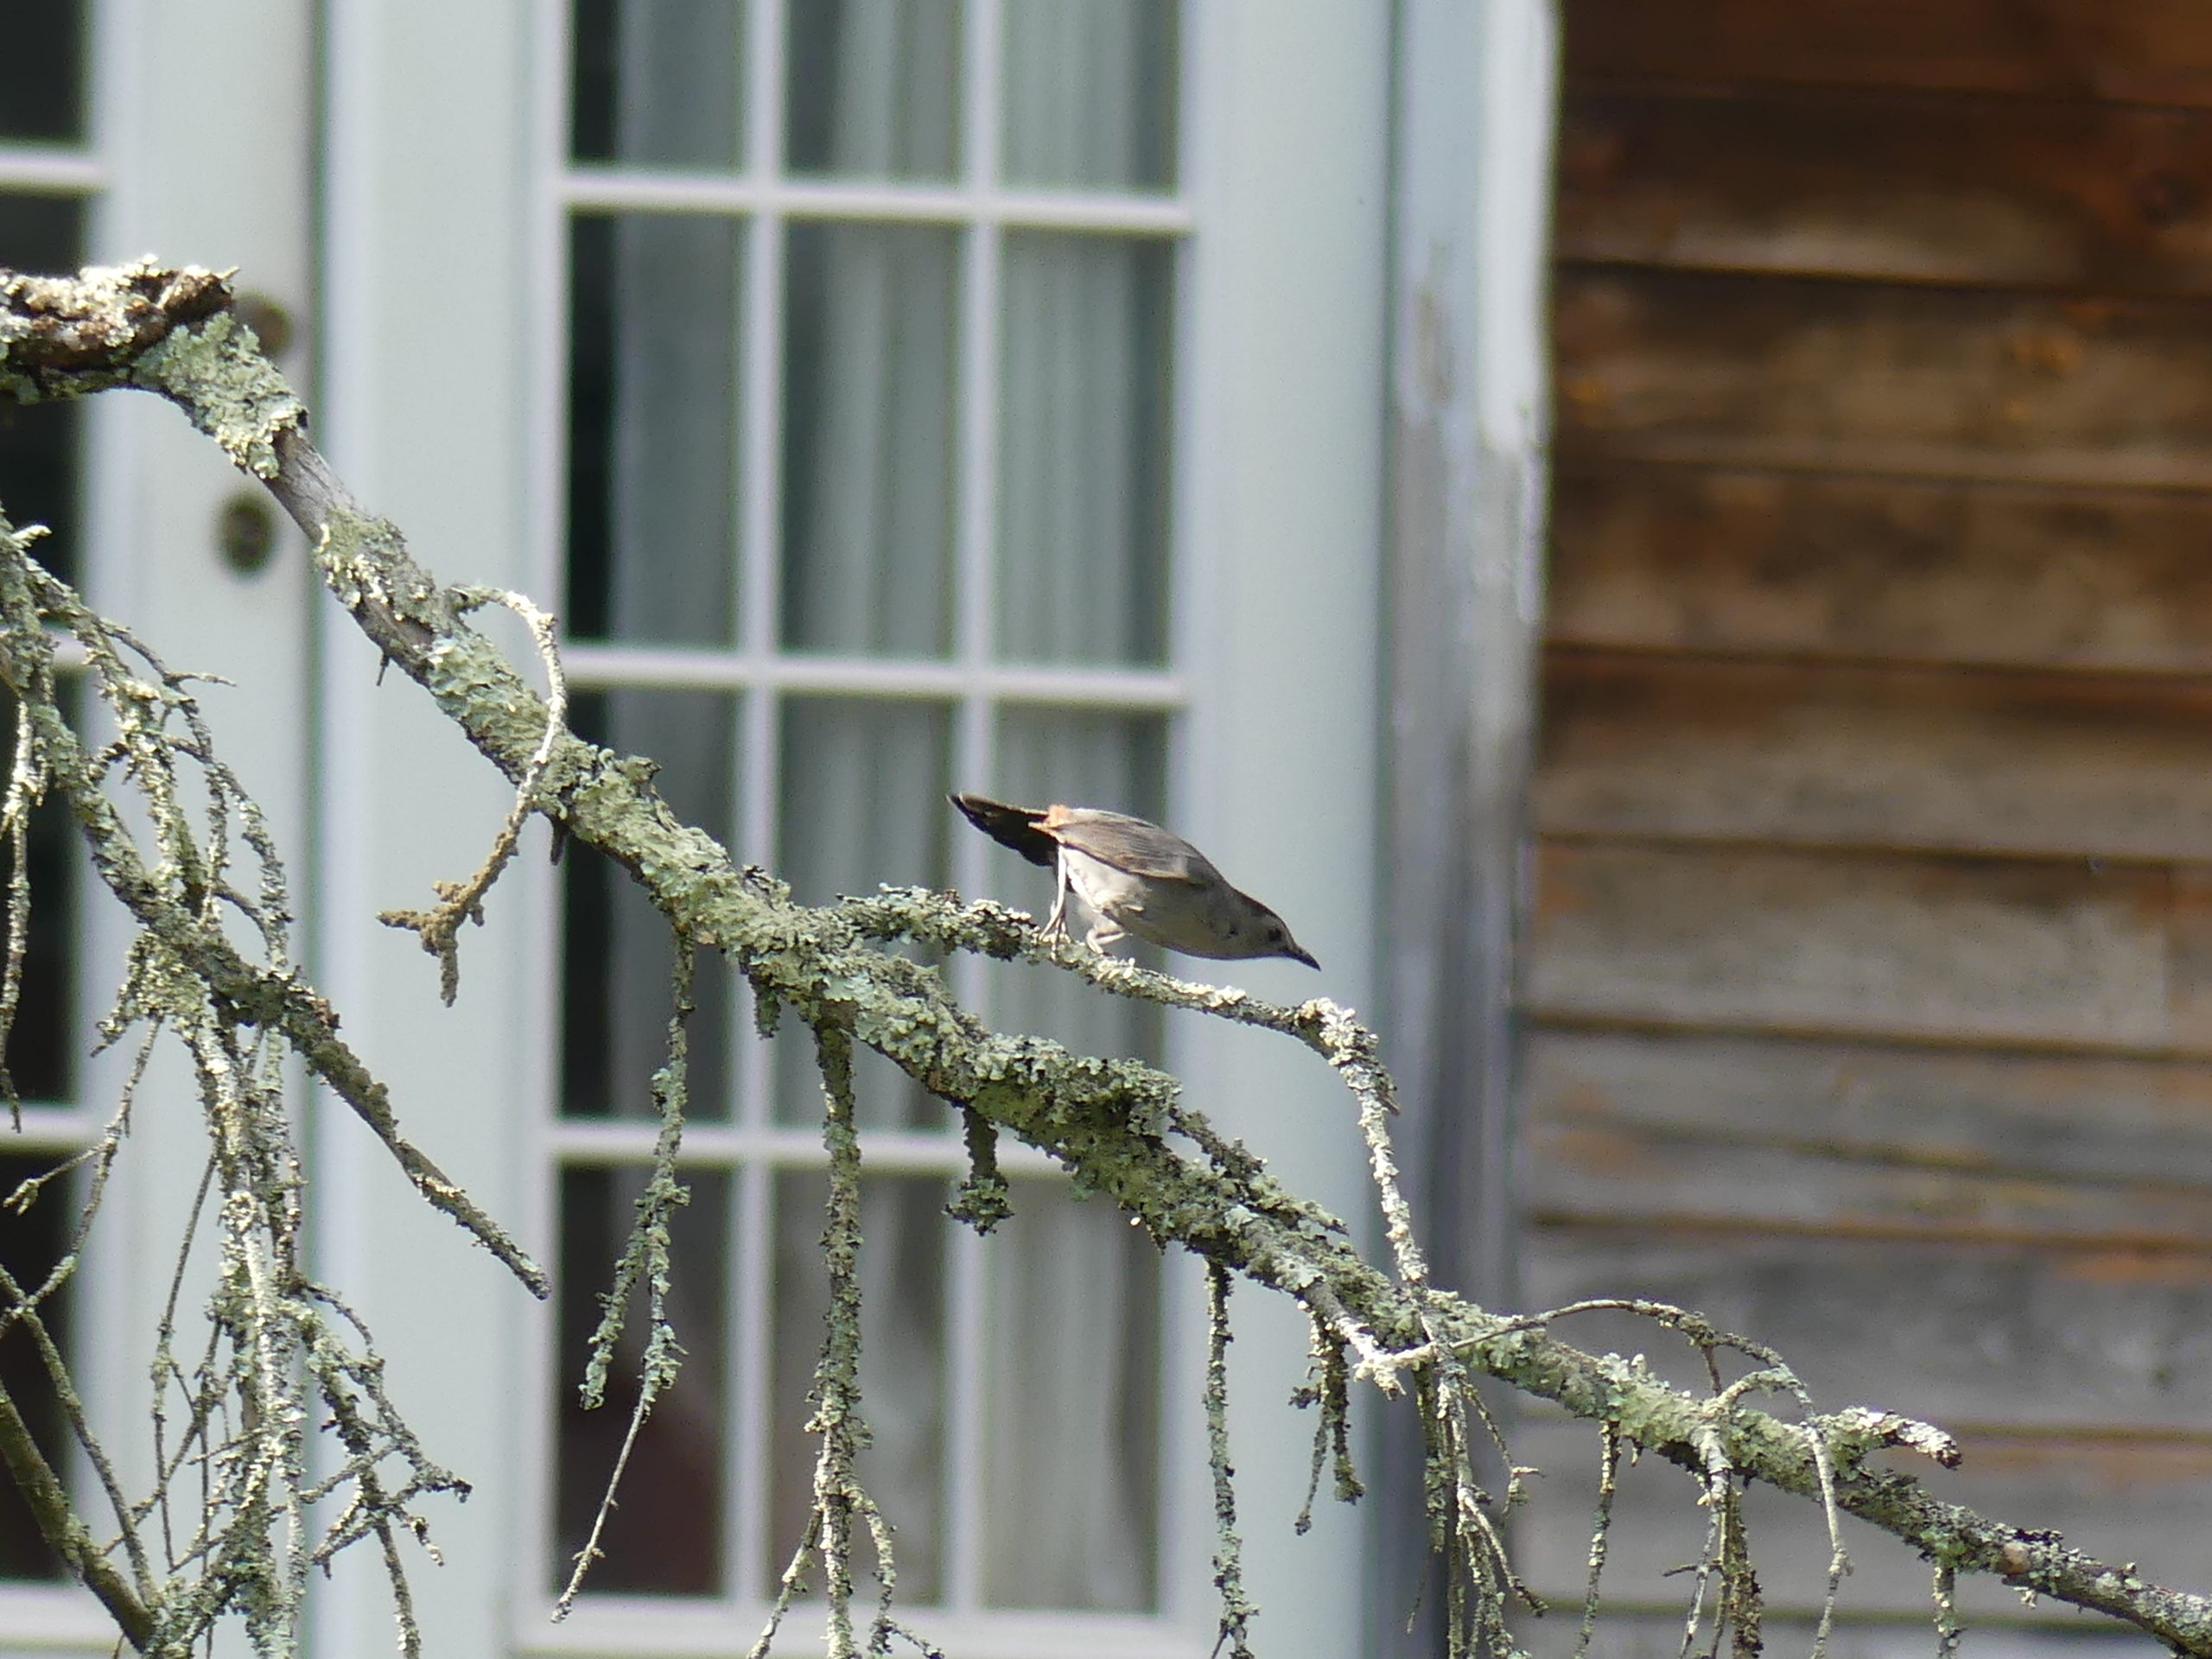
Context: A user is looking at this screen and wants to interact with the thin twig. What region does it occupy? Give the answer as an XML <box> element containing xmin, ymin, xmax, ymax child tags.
<box><xmin>556</xmin><ymin>939</ymin><xmax>696</xmax><ymax>1617</ymax></box>
<box><xmin>1204</xmin><ymin>1262</ymin><xmax>1257</xmax><ymax>1659</ymax></box>
<box><xmin>376</xmin><ymin>586</ymin><xmax>567</xmax><ymax>1004</ymax></box>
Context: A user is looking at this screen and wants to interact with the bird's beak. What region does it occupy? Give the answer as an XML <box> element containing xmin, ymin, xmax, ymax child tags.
<box><xmin>1287</xmin><ymin>943</ymin><xmax>1319</xmax><ymax>970</ymax></box>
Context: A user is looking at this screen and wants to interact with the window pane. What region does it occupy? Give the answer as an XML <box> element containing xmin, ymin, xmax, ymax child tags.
<box><xmin>0</xmin><ymin>2</ymin><xmax>87</xmax><ymax>143</ymax></box>
<box><xmin>568</xmin><ymin>213</ymin><xmax>741</xmax><ymax>645</ymax></box>
<box><xmin>554</xmin><ymin>1165</ymin><xmax>730</xmax><ymax>1596</ymax></box>
<box><xmin>0</xmin><ymin>195</ymin><xmax>86</xmax><ymax>589</ymax></box>
<box><xmin>995</xmin><ymin>232</ymin><xmax>1173</xmax><ymax>665</ymax></box>
<box><xmin>782</xmin><ymin>222</ymin><xmax>958</xmax><ymax>656</ymax></box>
<box><xmin>786</xmin><ymin>0</ymin><xmax>960</xmax><ymax>181</ymax></box>
<box><xmin>774</xmin><ymin>698</ymin><xmax>951</xmax><ymax>1128</ymax></box>
<box><xmin>0</xmin><ymin>1153</ymin><xmax>73</xmax><ymax>1581</ymax></box>
<box><xmin>978</xmin><ymin>1179</ymin><xmax>1160</xmax><ymax>1610</ymax></box>
<box><xmin>1000</xmin><ymin>0</ymin><xmax>1178</xmax><ymax>191</ymax></box>
<box><xmin>769</xmin><ymin>1170</ymin><xmax>948</xmax><ymax>1604</ymax></box>
<box><xmin>563</xmin><ymin>690</ymin><xmax>738</xmax><ymax>1121</ymax></box>
<box><xmin>983</xmin><ymin>709</ymin><xmax>1166</xmax><ymax>1064</ymax></box>
<box><xmin>571</xmin><ymin>0</ymin><xmax>744</xmax><ymax>168</ymax></box>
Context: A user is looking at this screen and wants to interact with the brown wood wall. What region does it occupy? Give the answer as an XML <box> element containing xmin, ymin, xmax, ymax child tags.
<box><xmin>1524</xmin><ymin>3</ymin><xmax>2212</xmax><ymax>1641</ymax></box>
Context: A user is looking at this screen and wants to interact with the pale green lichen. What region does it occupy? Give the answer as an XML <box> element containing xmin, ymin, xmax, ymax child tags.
<box><xmin>132</xmin><ymin>310</ymin><xmax>303</xmax><ymax>479</ymax></box>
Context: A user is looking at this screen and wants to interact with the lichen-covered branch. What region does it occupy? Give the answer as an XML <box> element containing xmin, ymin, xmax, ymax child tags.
<box><xmin>0</xmin><ymin>1368</ymin><xmax>155</xmax><ymax>1646</ymax></box>
<box><xmin>0</xmin><ymin>511</ymin><xmax>484</xmax><ymax>1657</ymax></box>
<box><xmin>11</xmin><ymin>259</ymin><xmax>2212</xmax><ymax>1656</ymax></box>
<box><xmin>0</xmin><ymin>526</ymin><xmax>544</xmax><ymax>1300</ymax></box>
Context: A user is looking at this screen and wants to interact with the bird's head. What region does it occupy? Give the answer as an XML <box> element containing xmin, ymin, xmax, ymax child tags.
<box><xmin>1229</xmin><ymin>892</ymin><xmax>1319</xmax><ymax>969</ymax></box>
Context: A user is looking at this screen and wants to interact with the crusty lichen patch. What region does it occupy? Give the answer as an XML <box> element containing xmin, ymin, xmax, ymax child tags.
<box><xmin>133</xmin><ymin>308</ymin><xmax>303</xmax><ymax>479</ymax></box>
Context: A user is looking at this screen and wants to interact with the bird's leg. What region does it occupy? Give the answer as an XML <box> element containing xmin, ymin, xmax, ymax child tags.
<box><xmin>1084</xmin><ymin>918</ymin><xmax>1127</xmax><ymax>955</ymax></box>
<box><xmin>1043</xmin><ymin>849</ymin><xmax>1072</xmax><ymax>943</ymax></box>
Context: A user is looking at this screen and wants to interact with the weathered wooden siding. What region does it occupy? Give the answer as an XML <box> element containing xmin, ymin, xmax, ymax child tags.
<box><xmin>1529</xmin><ymin>3</ymin><xmax>2212</xmax><ymax>1641</ymax></box>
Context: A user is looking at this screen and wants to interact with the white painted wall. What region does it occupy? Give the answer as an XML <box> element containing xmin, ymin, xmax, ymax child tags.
<box><xmin>1172</xmin><ymin>4</ymin><xmax>1393</xmax><ymax>1656</ymax></box>
<box><xmin>312</xmin><ymin>3</ymin><xmax>545</xmax><ymax>1656</ymax></box>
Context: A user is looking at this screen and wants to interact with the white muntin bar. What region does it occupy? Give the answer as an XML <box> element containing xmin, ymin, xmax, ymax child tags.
<box><xmin>546</xmin><ymin>1117</ymin><xmax>1063</xmax><ymax>1177</ymax></box>
<box><xmin>942</xmin><ymin>0</ymin><xmax>1007</xmax><ymax>1613</ymax></box>
<box><xmin>0</xmin><ymin>147</ymin><xmax>104</xmax><ymax>193</ymax></box>
<box><xmin>727</xmin><ymin>0</ymin><xmax>789</xmax><ymax>1605</ymax></box>
<box><xmin>562</xmin><ymin>168</ymin><xmax>1192</xmax><ymax>237</ymax></box>
<box><xmin>563</xmin><ymin>642</ymin><xmax>1186</xmax><ymax>709</ymax></box>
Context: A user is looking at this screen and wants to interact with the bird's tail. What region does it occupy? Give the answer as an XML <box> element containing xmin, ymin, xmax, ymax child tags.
<box><xmin>948</xmin><ymin>793</ymin><xmax>1059</xmax><ymax>868</ymax></box>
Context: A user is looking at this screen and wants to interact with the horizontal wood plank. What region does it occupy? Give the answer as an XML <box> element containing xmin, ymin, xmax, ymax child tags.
<box><xmin>1523</xmin><ymin>1230</ymin><xmax>2212</xmax><ymax>1427</ymax></box>
<box><xmin>1531</xmin><ymin>1029</ymin><xmax>2212</xmax><ymax>1193</ymax></box>
<box><xmin>1528</xmin><ymin>1116</ymin><xmax>2212</xmax><ymax>1246</ymax></box>
<box><xmin>1565</xmin><ymin>0</ymin><xmax>2212</xmax><ymax>108</ymax></box>
<box><xmin>1536</xmin><ymin>652</ymin><xmax>2212</xmax><ymax>858</ymax></box>
<box><xmin>1548</xmin><ymin>462</ymin><xmax>2212</xmax><ymax>671</ymax></box>
<box><xmin>1512</xmin><ymin>1414</ymin><xmax>2212</xmax><ymax>1621</ymax></box>
<box><xmin>1555</xmin><ymin>267</ymin><xmax>2212</xmax><ymax>488</ymax></box>
<box><xmin>1532</xmin><ymin>842</ymin><xmax>2212</xmax><ymax>1053</ymax></box>
<box><xmin>1558</xmin><ymin>85</ymin><xmax>2212</xmax><ymax>294</ymax></box>
<box><xmin>1541</xmin><ymin>7</ymin><xmax>2212</xmax><ymax>1600</ymax></box>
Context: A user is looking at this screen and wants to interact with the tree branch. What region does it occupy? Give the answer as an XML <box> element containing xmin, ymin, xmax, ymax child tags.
<box><xmin>8</xmin><ymin>259</ymin><xmax>2212</xmax><ymax>1655</ymax></box>
<box><xmin>0</xmin><ymin>1373</ymin><xmax>156</xmax><ymax>1649</ymax></box>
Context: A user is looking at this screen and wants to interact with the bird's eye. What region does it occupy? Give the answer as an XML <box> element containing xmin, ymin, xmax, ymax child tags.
<box><xmin>1267</xmin><ymin>925</ymin><xmax>1284</xmax><ymax>943</ymax></box>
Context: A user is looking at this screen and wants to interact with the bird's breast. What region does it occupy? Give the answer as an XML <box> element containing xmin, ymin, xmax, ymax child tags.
<box><xmin>1058</xmin><ymin>846</ymin><xmax>1232</xmax><ymax>957</ymax></box>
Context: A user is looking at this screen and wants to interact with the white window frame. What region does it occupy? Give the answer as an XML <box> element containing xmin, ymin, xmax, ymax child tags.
<box><xmin>529</xmin><ymin>2</ymin><xmax>1198</xmax><ymax>1649</ymax></box>
<box><xmin>299</xmin><ymin>3</ymin><xmax>1396</xmax><ymax>1658</ymax></box>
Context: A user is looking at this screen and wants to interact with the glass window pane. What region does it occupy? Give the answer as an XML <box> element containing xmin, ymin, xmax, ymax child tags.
<box><xmin>785</xmin><ymin>0</ymin><xmax>960</xmax><ymax>180</ymax></box>
<box><xmin>1000</xmin><ymin>0</ymin><xmax>1178</xmax><ymax>191</ymax></box>
<box><xmin>995</xmin><ymin>232</ymin><xmax>1173</xmax><ymax>665</ymax></box>
<box><xmin>554</xmin><ymin>1165</ymin><xmax>731</xmax><ymax>1596</ymax></box>
<box><xmin>571</xmin><ymin>0</ymin><xmax>744</xmax><ymax>168</ymax></box>
<box><xmin>782</xmin><ymin>222</ymin><xmax>959</xmax><ymax>656</ymax></box>
<box><xmin>568</xmin><ymin>213</ymin><xmax>742</xmax><ymax>645</ymax></box>
<box><xmin>769</xmin><ymin>1170</ymin><xmax>948</xmax><ymax>1604</ymax></box>
<box><xmin>0</xmin><ymin>196</ymin><xmax>86</xmax><ymax>588</ymax></box>
<box><xmin>774</xmin><ymin>698</ymin><xmax>950</xmax><ymax>1128</ymax></box>
<box><xmin>982</xmin><ymin>709</ymin><xmax>1166</xmax><ymax>1063</ymax></box>
<box><xmin>0</xmin><ymin>2</ymin><xmax>87</xmax><ymax>143</ymax></box>
<box><xmin>563</xmin><ymin>690</ymin><xmax>738</xmax><ymax>1121</ymax></box>
<box><xmin>0</xmin><ymin>1152</ymin><xmax>73</xmax><ymax>1581</ymax></box>
<box><xmin>978</xmin><ymin>1179</ymin><xmax>1160</xmax><ymax>1610</ymax></box>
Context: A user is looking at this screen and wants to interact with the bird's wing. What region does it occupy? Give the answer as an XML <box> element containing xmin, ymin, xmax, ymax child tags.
<box><xmin>1043</xmin><ymin>807</ymin><xmax>1216</xmax><ymax>885</ymax></box>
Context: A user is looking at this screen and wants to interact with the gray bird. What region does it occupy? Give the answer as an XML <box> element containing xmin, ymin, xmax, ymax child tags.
<box><xmin>950</xmin><ymin>792</ymin><xmax>1319</xmax><ymax>969</ymax></box>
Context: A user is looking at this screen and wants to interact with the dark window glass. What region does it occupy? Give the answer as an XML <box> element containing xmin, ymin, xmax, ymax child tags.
<box><xmin>0</xmin><ymin>195</ymin><xmax>86</xmax><ymax>589</ymax></box>
<box><xmin>0</xmin><ymin>3</ymin><xmax>87</xmax><ymax>143</ymax></box>
<box><xmin>995</xmin><ymin>232</ymin><xmax>1173</xmax><ymax>664</ymax></box>
<box><xmin>978</xmin><ymin>1179</ymin><xmax>1160</xmax><ymax>1610</ymax></box>
<box><xmin>781</xmin><ymin>220</ymin><xmax>959</xmax><ymax>655</ymax></box>
<box><xmin>1000</xmin><ymin>0</ymin><xmax>1178</xmax><ymax>191</ymax></box>
<box><xmin>562</xmin><ymin>690</ymin><xmax>737</xmax><ymax>1121</ymax></box>
<box><xmin>772</xmin><ymin>698</ymin><xmax>950</xmax><ymax>1130</ymax></box>
<box><xmin>785</xmin><ymin>0</ymin><xmax>959</xmax><ymax>181</ymax></box>
<box><xmin>570</xmin><ymin>0</ymin><xmax>743</xmax><ymax>168</ymax></box>
<box><xmin>769</xmin><ymin>1170</ymin><xmax>948</xmax><ymax>1601</ymax></box>
<box><xmin>0</xmin><ymin>1152</ymin><xmax>73</xmax><ymax>1580</ymax></box>
<box><xmin>565</xmin><ymin>213</ymin><xmax>742</xmax><ymax>645</ymax></box>
<box><xmin>554</xmin><ymin>1165</ymin><xmax>730</xmax><ymax>1595</ymax></box>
